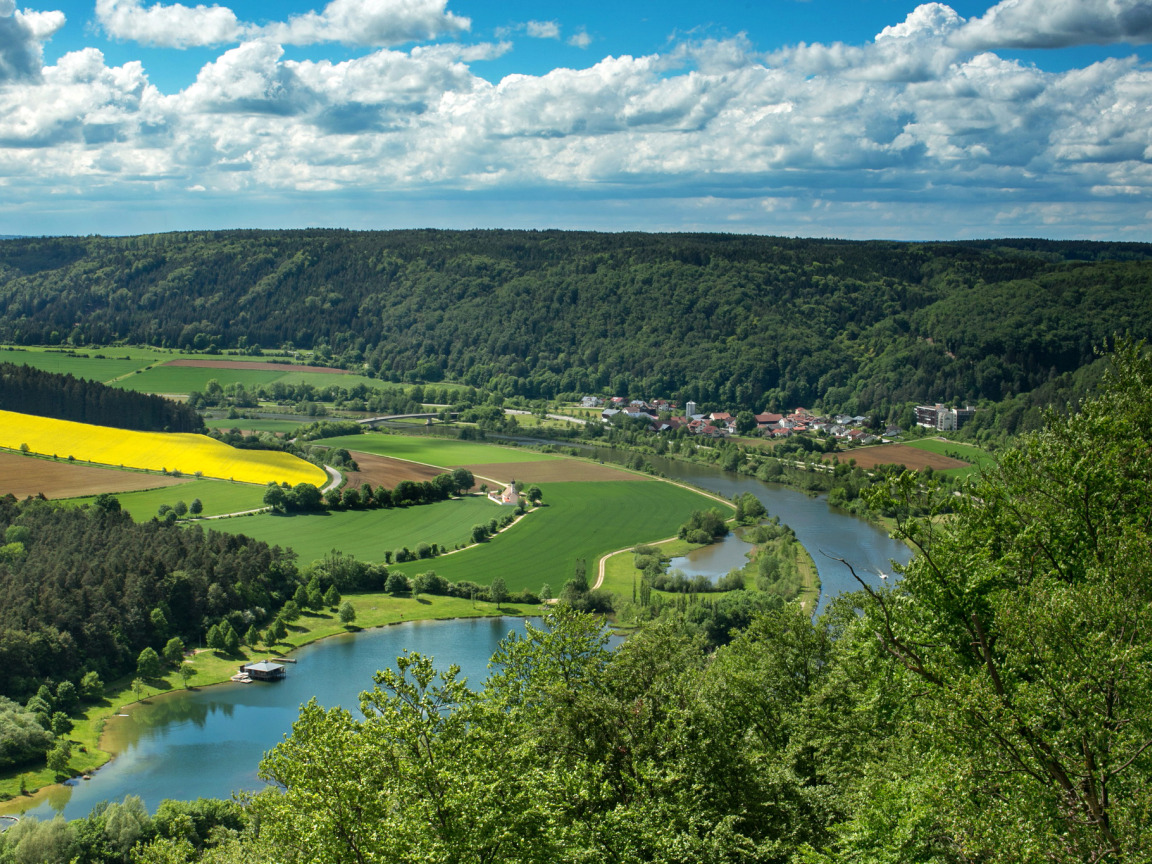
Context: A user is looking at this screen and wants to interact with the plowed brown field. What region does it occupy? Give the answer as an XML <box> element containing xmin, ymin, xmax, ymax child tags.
<box><xmin>164</xmin><ymin>359</ymin><xmax>350</xmax><ymax>374</ymax></box>
<box><xmin>342</xmin><ymin>452</ymin><xmax>447</xmax><ymax>489</ymax></box>
<box><xmin>0</xmin><ymin>452</ymin><xmax>190</xmax><ymax>499</ymax></box>
<box><xmin>832</xmin><ymin>443</ymin><xmax>967</xmax><ymax>471</ymax></box>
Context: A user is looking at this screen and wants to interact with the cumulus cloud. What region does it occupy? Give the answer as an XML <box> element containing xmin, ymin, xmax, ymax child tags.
<box><xmin>954</xmin><ymin>0</ymin><xmax>1152</xmax><ymax>50</ymax></box>
<box><xmin>568</xmin><ymin>30</ymin><xmax>592</xmax><ymax>49</ymax></box>
<box><xmin>0</xmin><ymin>1</ymin><xmax>64</xmax><ymax>82</ymax></box>
<box><xmin>263</xmin><ymin>0</ymin><xmax>470</xmax><ymax>47</ymax></box>
<box><xmin>96</xmin><ymin>0</ymin><xmax>244</xmax><ymax>48</ymax></box>
<box><xmin>3</xmin><ymin>1</ymin><xmax>1152</xmax><ymax>239</ymax></box>
<box><xmin>525</xmin><ymin>20</ymin><xmax>559</xmax><ymax>40</ymax></box>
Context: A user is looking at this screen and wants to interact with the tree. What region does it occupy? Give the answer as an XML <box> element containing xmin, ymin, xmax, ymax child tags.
<box><xmin>338</xmin><ymin>601</ymin><xmax>356</xmax><ymax>625</ymax></box>
<box><xmin>178</xmin><ymin>663</ymin><xmax>197</xmax><ymax>689</ymax></box>
<box><xmin>245</xmin><ymin>625</ymin><xmax>260</xmax><ymax>647</ymax></box>
<box><xmin>280</xmin><ymin>600</ymin><xmax>300</xmax><ymax>623</ymax></box>
<box><xmin>471</xmin><ymin>524</ymin><xmax>488</xmax><ymax>544</ymax></box>
<box><xmin>271</xmin><ymin>618</ymin><xmax>288</xmax><ymax>642</ymax></box>
<box><xmin>293</xmin><ymin>584</ymin><xmax>311</xmax><ymax>609</ymax></box>
<box><xmin>489</xmin><ymin>577</ymin><xmax>508</xmax><ymax>610</ymax></box>
<box><xmin>451</xmin><ymin>467</ymin><xmax>474</xmax><ymax>495</ymax></box>
<box><xmin>173</xmin><ymin>500</ymin><xmax>188</xmax><ymax>517</ymax></box>
<box><xmin>206</xmin><ymin>624</ymin><xmax>225</xmax><ymax>653</ymax></box>
<box><xmin>385</xmin><ymin>571</ymin><xmax>409</xmax><ymax>595</ymax></box>
<box><xmin>53</xmin><ymin>680</ymin><xmax>77</xmax><ymax>713</ymax></box>
<box><xmin>263</xmin><ymin>484</ymin><xmax>287</xmax><ymax>512</ymax></box>
<box><xmin>131</xmin><ymin>678</ymin><xmax>147</xmax><ymax>701</ymax></box>
<box><xmin>539</xmin><ymin>583</ymin><xmax>552</xmax><ymax>602</ymax></box>
<box><xmin>80</xmin><ymin>671</ymin><xmax>103</xmax><ymax>701</ymax></box>
<box><xmin>189</xmin><ymin>497</ymin><xmax>203</xmax><ymax>515</ymax></box>
<box><xmin>46</xmin><ymin>740</ymin><xmax>72</xmax><ymax>778</ymax></box>
<box><xmin>525</xmin><ymin>485</ymin><xmax>543</xmax><ymax>505</ymax></box>
<box><xmin>50</xmin><ymin>711</ymin><xmax>73</xmax><ymax>738</ymax></box>
<box><xmin>323</xmin><ymin>585</ymin><xmax>340</xmax><ymax>608</ymax></box>
<box><xmin>222</xmin><ymin>621</ymin><xmax>241</xmax><ymax>654</ymax></box>
<box><xmin>136</xmin><ymin>646</ymin><xmax>162</xmax><ymax>679</ymax></box>
<box><xmin>163</xmin><ymin>636</ymin><xmax>185</xmax><ymax>666</ymax></box>
<box><xmin>854</xmin><ymin>342</ymin><xmax>1152</xmax><ymax>862</ymax></box>
<box><xmin>150</xmin><ymin>607</ymin><xmax>169</xmax><ymax>638</ymax></box>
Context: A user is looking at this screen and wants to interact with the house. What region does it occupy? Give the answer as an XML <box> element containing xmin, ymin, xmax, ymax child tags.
<box><xmin>580</xmin><ymin>396</ymin><xmax>602</xmax><ymax>408</ymax></box>
<box><xmin>917</xmin><ymin>404</ymin><xmax>976</xmax><ymax>431</ymax></box>
<box><xmin>240</xmin><ymin>661</ymin><xmax>285</xmax><ymax>681</ymax></box>
<box><xmin>492</xmin><ymin>481</ymin><xmax>520</xmax><ymax>506</ymax></box>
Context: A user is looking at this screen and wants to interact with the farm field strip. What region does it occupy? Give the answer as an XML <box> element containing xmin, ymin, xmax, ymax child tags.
<box><xmin>209</xmin><ymin>495</ymin><xmax>506</xmax><ymax>564</ymax></box>
<box><xmin>905</xmin><ymin>437</ymin><xmax>997</xmax><ymax>469</ymax></box>
<box><xmin>391</xmin><ymin>481</ymin><xmax>719</xmax><ymax>593</ymax></box>
<box><xmin>0</xmin><ymin>451</ymin><xmax>190</xmax><ymax>499</ymax></box>
<box><xmin>832</xmin><ymin>442</ymin><xmax>968</xmax><ymax>471</ymax></box>
<box><xmin>67</xmin><ymin>479</ymin><xmax>268</xmax><ymax>521</ymax></box>
<box><xmin>204</xmin><ymin>418</ymin><xmax>305</xmax><ymax>434</ymax></box>
<box><xmin>327</xmin><ymin>433</ymin><xmax>561</xmax><ymax>467</ymax></box>
<box><xmin>458</xmin><ymin>459</ymin><xmax>651</xmax><ymax>484</ymax></box>
<box><xmin>343</xmin><ymin>452</ymin><xmax>449</xmax><ymax>489</ymax></box>
<box><xmin>0</xmin><ymin>409</ymin><xmax>327</xmax><ymax>486</ymax></box>
<box><xmin>112</xmin><ymin>365</ymin><xmax>286</xmax><ymax>394</ymax></box>
<box><xmin>0</xmin><ymin>348</ymin><xmax>150</xmax><ymax>382</ymax></box>
<box><xmin>164</xmin><ymin>359</ymin><xmax>351</xmax><ymax>374</ymax></box>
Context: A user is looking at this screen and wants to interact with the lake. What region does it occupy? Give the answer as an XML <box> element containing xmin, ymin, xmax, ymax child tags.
<box><xmin>12</xmin><ymin>617</ymin><xmax>533</xmax><ymax>821</ymax></box>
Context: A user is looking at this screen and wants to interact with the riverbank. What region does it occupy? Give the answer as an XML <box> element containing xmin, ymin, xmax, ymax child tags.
<box><xmin>0</xmin><ymin>593</ymin><xmax>535</xmax><ymax>812</ymax></box>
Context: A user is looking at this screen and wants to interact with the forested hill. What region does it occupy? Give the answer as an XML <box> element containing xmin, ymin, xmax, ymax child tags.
<box><xmin>1</xmin><ymin>230</ymin><xmax>1150</xmax><ymax>414</ymax></box>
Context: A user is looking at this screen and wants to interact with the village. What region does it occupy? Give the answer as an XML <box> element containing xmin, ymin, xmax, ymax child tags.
<box><xmin>583</xmin><ymin>396</ymin><xmax>977</xmax><ymax>447</ymax></box>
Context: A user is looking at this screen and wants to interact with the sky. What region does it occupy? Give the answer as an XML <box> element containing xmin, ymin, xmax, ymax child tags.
<box><xmin>1</xmin><ymin>0</ymin><xmax>1151</xmax><ymax>240</ymax></box>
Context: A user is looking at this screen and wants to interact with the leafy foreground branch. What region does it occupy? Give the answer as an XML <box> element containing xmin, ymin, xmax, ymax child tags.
<box><xmin>4</xmin><ymin>344</ymin><xmax>1152</xmax><ymax>864</ymax></box>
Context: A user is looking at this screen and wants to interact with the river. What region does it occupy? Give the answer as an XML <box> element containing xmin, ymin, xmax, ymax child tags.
<box><xmin>11</xmin><ymin>447</ymin><xmax>908</xmax><ymax>822</ymax></box>
<box><xmin>576</xmin><ymin>445</ymin><xmax>910</xmax><ymax>613</ymax></box>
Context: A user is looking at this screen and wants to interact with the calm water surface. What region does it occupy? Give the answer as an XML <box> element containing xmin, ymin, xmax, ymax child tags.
<box><xmin>15</xmin><ymin>618</ymin><xmax>531</xmax><ymax>821</ymax></box>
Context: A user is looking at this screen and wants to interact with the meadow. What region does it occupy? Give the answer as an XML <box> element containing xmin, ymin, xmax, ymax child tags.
<box><xmin>113</xmin><ymin>365</ymin><xmax>286</xmax><ymax>394</ymax></box>
<box><xmin>68</xmin><ymin>479</ymin><xmax>268</xmax><ymax>521</ymax></box>
<box><xmin>204</xmin><ymin>417</ymin><xmax>305</xmax><ymax>435</ymax></box>
<box><xmin>0</xmin><ymin>410</ymin><xmax>327</xmax><ymax>486</ymax></box>
<box><xmin>325</xmin><ymin>433</ymin><xmax>560</xmax><ymax>467</ymax></box>
<box><xmin>390</xmin><ymin>480</ymin><xmax>718</xmax><ymax>593</ymax></box>
<box><xmin>206</xmin><ymin>495</ymin><xmax>506</xmax><ymax>565</ymax></box>
<box><xmin>906</xmin><ymin>437</ymin><xmax>997</xmax><ymax>475</ymax></box>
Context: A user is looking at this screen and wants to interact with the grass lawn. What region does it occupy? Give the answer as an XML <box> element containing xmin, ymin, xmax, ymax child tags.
<box><xmin>0</xmin><ymin>593</ymin><xmax>534</xmax><ymax>810</ymax></box>
<box><xmin>0</xmin><ymin>347</ymin><xmax>151</xmax><ymax>383</ymax></box>
<box><xmin>66</xmin><ymin>479</ymin><xmax>269</xmax><ymax>521</ymax></box>
<box><xmin>204</xmin><ymin>417</ymin><xmax>303</xmax><ymax>434</ymax></box>
<box><xmin>906</xmin><ymin>437</ymin><xmax>997</xmax><ymax>478</ymax></box>
<box><xmin>207</xmin><ymin>495</ymin><xmax>506</xmax><ymax>565</ymax></box>
<box><xmin>113</xmin><ymin>365</ymin><xmax>285</xmax><ymax>394</ymax></box>
<box><xmin>325</xmin><ymin>432</ymin><xmax>560</xmax><ymax>467</ymax></box>
<box><xmin>392</xmin><ymin>480</ymin><xmax>720</xmax><ymax>593</ymax></box>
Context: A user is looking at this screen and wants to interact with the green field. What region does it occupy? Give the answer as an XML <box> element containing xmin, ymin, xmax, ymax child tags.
<box><xmin>907</xmin><ymin>438</ymin><xmax>997</xmax><ymax>475</ymax></box>
<box><xmin>68</xmin><ymin>479</ymin><xmax>268</xmax><ymax>520</ymax></box>
<box><xmin>0</xmin><ymin>347</ymin><xmax>153</xmax><ymax>382</ymax></box>
<box><xmin>207</xmin><ymin>495</ymin><xmax>506</xmax><ymax>564</ymax></box>
<box><xmin>324</xmin><ymin>433</ymin><xmax>560</xmax><ymax>467</ymax></box>
<box><xmin>204</xmin><ymin>417</ymin><xmax>304</xmax><ymax>434</ymax></box>
<box><xmin>392</xmin><ymin>480</ymin><xmax>722</xmax><ymax>592</ymax></box>
<box><xmin>113</xmin><ymin>365</ymin><xmax>286</xmax><ymax>394</ymax></box>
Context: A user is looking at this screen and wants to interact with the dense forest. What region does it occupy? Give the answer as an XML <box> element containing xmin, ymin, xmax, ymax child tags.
<box><xmin>1</xmin><ymin>231</ymin><xmax>1150</xmax><ymax>415</ymax></box>
<box><xmin>0</xmin><ymin>496</ymin><xmax>297</xmax><ymax>697</ymax></box>
<box><xmin>0</xmin><ymin>362</ymin><xmax>203</xmax><ymax>433</ymax></box>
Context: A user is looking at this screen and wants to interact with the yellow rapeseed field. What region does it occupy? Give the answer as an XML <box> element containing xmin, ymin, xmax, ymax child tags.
<box><xmin>0</xmin><ymin>410</ymin><xmax>327</xmax><ymax>487</ymax></box>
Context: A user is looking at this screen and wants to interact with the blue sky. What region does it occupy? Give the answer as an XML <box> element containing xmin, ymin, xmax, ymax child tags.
<box><xmin>2</xmin><ymin>0</ymin><xmax>1152</xmax><ymax>239</ymax></box>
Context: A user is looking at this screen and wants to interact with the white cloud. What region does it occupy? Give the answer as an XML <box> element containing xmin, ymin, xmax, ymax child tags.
<box><xmin>3</xmin><ymin>2</ymin><xmax>1152</xmax><ymax>239</ymax></box>
<box><xmin>0</xmin><ymin>2</ymin><xmax>64</xmax><ymax>82</ymax></box>
<box><xmin>954</xmin><ymin>0</ymin><xmax>1152</xmax><ymax>50</ymax></box>
<box><xmin>96</xmin><ymin>0</ymin><xmax>245</xmax><ymax>48</ymax></box>
<box><xmin>568</xmin><ymin>29</ymin><xmax>592</xmax><ymax>49</ymax></box>
<box><xmin>525</xmin><ymin>20</ymin><xmax>559</xmax><ymax>40</ymax></box>
<box><xmin>262</xmin><ymin>0</ymin><xmax>470</xmax><ymax>47</ymax></box>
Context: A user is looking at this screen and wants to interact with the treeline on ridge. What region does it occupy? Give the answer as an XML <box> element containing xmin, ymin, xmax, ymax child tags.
<box><xmin>0</xmin><ymin>361</ymin><xmax>203</xmax><ymax>433</ymax></box>
<box><xmin>1</xmin><ymin>230</ymin><xmax>1150</xmax><ymax>414</ymax></box>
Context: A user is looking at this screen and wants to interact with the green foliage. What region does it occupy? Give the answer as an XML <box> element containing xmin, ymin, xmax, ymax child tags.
<box><xmin>337</xmin><ymin>601</ymin><xmax>356</xmax><ymax>625</ymax></box>
<box><xmin>0</xmin><ymin>695</ymin><xmax>53</xmax><ymax>768</ymax></box>
<box><xmin>677</xmin><ymin>508</ymin><xmax>730</xmax><ymax>543</ymax></box>
<box><xmin>136</xmin><ymin>646</ymin><xmax>162</xmax><ymax>679</ymax></box>
<box><xmin>163</xmin><ymin>637</ymin><xmax>186</xmax><ymax>667</ymax></box>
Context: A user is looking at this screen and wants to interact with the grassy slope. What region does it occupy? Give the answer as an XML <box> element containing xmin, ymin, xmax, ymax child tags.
<box><xmin>65</xmin><ymin>479</ymin><xmax>269</xmax><ymax>521</ymax></box>
<box><xmin>391</xmin><ymin>481</ymin><xmax>716</xmax><ymax>593</ymax></box>
<box><xmin>906</xmin><ymin>437</ymin><xmax>997</xmax><ymax>478</ymax></box>
<box><xmin>329</xmin><ymin>433</ymin><xmax>560</xmax><ymax>466</ymax></box>
<box><xmin>207</xmin><ymin>495</ymin><xmax>507</xmax><ymax>565</ymax></box>
<box><xmin>113</xmin><ymin>366</ymin><xmax>286</xmax><ymax>394</ymax></box>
